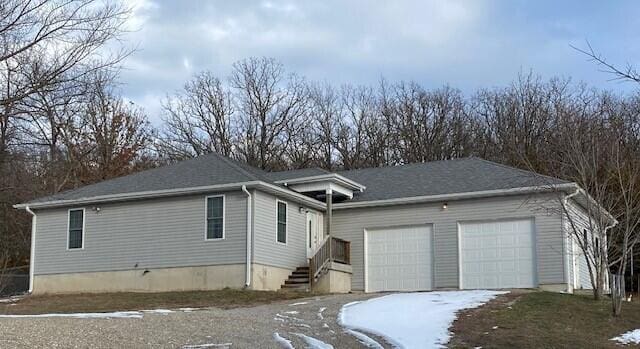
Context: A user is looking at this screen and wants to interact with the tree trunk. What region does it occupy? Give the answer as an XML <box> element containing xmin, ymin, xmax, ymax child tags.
<box><xmin>611</xmin><ymin>273</ymin><xmax>625</xmax><ymax>316</ymax></box>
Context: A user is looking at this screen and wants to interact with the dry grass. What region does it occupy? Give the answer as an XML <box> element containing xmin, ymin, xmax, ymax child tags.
<box><xmin>0</xmin><ymin>288</ymin><xmax>308</xmax><ymax>315</ymax></box>
<box><xmin>449</xmin><ymin>291</ymin><xmax>640</xmax><ymax>348</ymax></box>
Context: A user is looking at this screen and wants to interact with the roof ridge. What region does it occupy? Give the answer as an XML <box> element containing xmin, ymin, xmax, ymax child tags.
<box><xmin>211</xmin><ymin>153</ymin><xmax>264</xmax><ymax>181</ymax></box>
<box><xmin>339</xmin><ymin>157</ymin><xmax>475</xmax><ymax>173</ymax></box>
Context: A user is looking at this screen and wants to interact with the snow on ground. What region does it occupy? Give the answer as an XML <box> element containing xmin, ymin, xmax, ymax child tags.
<box><xmin>273</xmin><ymin>333</ymin><xmax>294</xmax><ymax>349</ymax></box>
<box><xmin>293</xmin><ymin>333</ymin><xmax>334</xmax><ymax>349</ymax></box>
<box><xmin>0</xmin><ymin>295</ymin><xmax>24</xmax><ymax>303</ymax></box>
<box><xmin>181</xmin><ymin>343</ymin><xmax>232</xmax><ymax>349</ymax></box>
<box><xmin>611</xmin><ymin>329</ymin><xmax>640</xmax><ymax>345</ymax></box>
<box><xmin>339</xmin><ymin>290</ymin><xmax>508</xmax><ymax>349</ymax></box>
<box><xmin>141</xmin><ymin>309</ymin><xmax>173</xmax><ymax>315</ymax></box>
<box><xmin>344</xmin><ymin>329</ymin><xmax>384</xmax><ymax>349</ymax></box>
<box><xmin>289</xmin><ymin>302</ymin><xmax>309</xmax><ymax>306</ymax></box>
<box><xmin>0</xmin><ymin>311</ymin><xmax>143</xmax><ymax>319</ymax></box>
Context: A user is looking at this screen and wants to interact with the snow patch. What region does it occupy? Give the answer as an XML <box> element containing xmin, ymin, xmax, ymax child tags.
<box><xmin>284</xmin><ymin>311</ymin><xmax>299</xmax><ymax>315</ymax></box>
<box><xmin>141</xmin><ymin>309</ymin><xmax>173</xmax><ymax>315</ymax></box>
<box><xmin>293</xmin><ymin>333</ymin><xmax>334</xmax><ymax>349</ymax></box>
<box><xmin>273</xmin><ymin>332</ymin><xmax>295</xmax><ymax>349</ymax></box>
<box><xmin>276</xmin><ymin>313</ymin><xmax>303</xmax><ymax>322</ymax></box>
<box><xmin>181</xmin><ymin>343</ymin><xmax>232</xmax><ymax>349</ymax></box>
<box><xmin>344</xmin><ymin>329</ymin><xmax>384</xmax><ymax>349</ymax></box>
<box><xmin>339</xmin><ymin>290</ymin><xmax>507</xmax><ymax>349</ymax></box>
<box><xmin>317</xmin><ymin>307</ymin><xmax>326</xmax><ymax>320</ymax></box>
<box><xmin>289</xmin><ymin>302</ymin><xmax>308</xmax><ymax>306</ymax></box>
<box><xmin>0</xmin><ymin>311</ymin><xmax>143</xmax><ymax>319</ymax></box>
<box><xmin>179</xmin><ymin>308</ymin><xmax>198</xmax><ymax>312</ymax></box>
<box><xmin>611</xmin><ymin>329</ymin><xmax>640</xmax><ymax>345</ymax></box>
<box><xmin>0</xmin><ymin>295</ymin><xmax>23</xmax><ymax>304</ymax></box>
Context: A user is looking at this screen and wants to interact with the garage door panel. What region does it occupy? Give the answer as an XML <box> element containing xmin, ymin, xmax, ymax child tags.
<box><xmin>460</xmin><ymin>219</ymin><xmax>535</xmax><ymax>289</ymax></box>
<box><xmin>366</xmin><ymin>225</ymin><xmax>432</xmax><ymax>292</ymax></box>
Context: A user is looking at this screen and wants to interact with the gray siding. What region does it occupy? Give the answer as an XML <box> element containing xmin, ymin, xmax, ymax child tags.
<box><xmin>34</xmin><ymin>192</ymin><xmax>247</xmax><ymax>275</ymax></box>
<box><xmin>564</xmin><ymin>201</ymin><xmax>596</xmax><ymax>290</ymax></box>
<box><xmin>252</xmin><ymin>190</ymin><xmax>307</xmax><ymax>270</ymax></box>
<box><xmin>333</xmin><ymin>194</ymin><xmax>565</xmax><ymax>290</ymax></box>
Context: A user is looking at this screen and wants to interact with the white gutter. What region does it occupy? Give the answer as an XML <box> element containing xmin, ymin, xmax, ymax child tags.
<box><xmin>24</xmin><ymin>206</ymin><xmax>36</xmax><ymax>293</ymax></box>
<box><xmin>14</xmin><ymin>181</ymin><xmax>325</xmax><ymax>211</ymax></box>
<box><xmin>333</xmin><ymin>183</ymin><xmax>578</xmax><ymax>210</ymax></box>
<box><xmin>563</xmin><ymin>187</ymin><xmax>580</xmax><ymax>292</ymax></box>
<box><xmin>241</xmin><ymin>185</ymin><xmax>252</xmax><ymax>288</ymax></box>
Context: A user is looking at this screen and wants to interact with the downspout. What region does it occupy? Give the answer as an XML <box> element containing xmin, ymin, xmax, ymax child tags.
<box><xmin>563</xmin><ymin>187</ymin><xmax>580</xmax><ymax>292</ymax></box>
<box><xmin>242</xmin><ymin>185</ymin><xmax>252</xmax><ymax>288</ymax></box>
<box><xmin>24</xmin><ymin>206</ymin><xmax>36</xmax><ymax>293</ymax></box>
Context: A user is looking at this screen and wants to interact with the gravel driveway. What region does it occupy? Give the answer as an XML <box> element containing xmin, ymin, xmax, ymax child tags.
<box><xmin>0</xmin><ymin>293</ymin><xmax>391</xmax><ymax>349</ymax></box>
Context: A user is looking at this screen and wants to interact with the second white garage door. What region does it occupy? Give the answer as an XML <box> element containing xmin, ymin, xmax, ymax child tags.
<box><xmin>365</xmin><ymin>225</ymin><xmax>432</xmax><ymax>292</ymax></box>
<box><xmin>459</xmin><ymin>218</ymin><xmax>536</xmax><ymax>289</ymax></box>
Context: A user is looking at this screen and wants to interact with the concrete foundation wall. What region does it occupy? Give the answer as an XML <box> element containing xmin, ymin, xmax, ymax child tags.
<box><xmin>250</xmin><ymin>263</ymin><xmax>294</xmax><ymax>291</ymax></box>
<box><xmin>313</xmin><ymin>262</ymin><xmax>352</xmax><ymax>294</ymax></box>
<box><xmin>32</xmin><ymin>264</ymin><xmax>247</xmax><ymax>294</ymax></box>
<box><xmin>32</xmin><ymin>263</ymin><xmax>299</xmax><ymax>294</ymax></box>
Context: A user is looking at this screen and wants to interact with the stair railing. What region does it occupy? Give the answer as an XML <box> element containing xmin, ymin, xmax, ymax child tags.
<box><xmin>309</xmin><ymin>237</ymin><xmax>350</xmax><ymax>288</ymax></box>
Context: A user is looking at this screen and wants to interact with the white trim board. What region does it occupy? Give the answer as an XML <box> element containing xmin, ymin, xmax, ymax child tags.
<box><xmin>204</xmin><ymin>194</ymin><xmax>226</xmax><ymax>241</ymax></box>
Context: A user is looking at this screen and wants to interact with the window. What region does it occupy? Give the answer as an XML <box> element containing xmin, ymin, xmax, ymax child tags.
<box><xmin>277</xmin><ymin>200</ymin><xmax>287</xmax><ymax>244</ymax></box>
<box><xmin>583</xmin><ymin>229</ymin><xmax>588</xmax><ymax>245</ymax></box>
<box><xmin>68</xmin><ymin>209</ymin><xmax>84</xmax><ymax>249</ymax></box>
<box><xmin>206</xmin><ymin>196</ymin><xmax>224</xmax><ymax>240</ymax></box>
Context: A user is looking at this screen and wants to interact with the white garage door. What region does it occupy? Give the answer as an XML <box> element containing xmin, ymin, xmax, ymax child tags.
<box><xmin>460</xmin><ymin>219</ymin><xmax>536</xmax><ymax>289</ymax></box>
<box><xmin>366</xmin><ymin>225</ymin><xmax>432</xmax><ymax>292</ymax></box>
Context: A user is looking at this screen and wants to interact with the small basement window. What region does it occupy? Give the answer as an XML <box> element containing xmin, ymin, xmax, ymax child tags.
<box><xmin>68</xmin><ymin>209</ymin><xmax>84</xmax><ymax>249</ymax></box>
<box><xmin>277</xmin><ymin>200</ymin><xmax>287</xmax><ymax>244</ymax></box>
<box><xmin>206</xmin><ymin>195</ymin><xmax>224</xmax><ymax>240</ymax></box>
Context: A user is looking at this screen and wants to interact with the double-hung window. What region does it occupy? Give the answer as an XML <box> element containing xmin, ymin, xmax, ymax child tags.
<box><xmin>68</xmin><ymin>209</ymin><xmax>84</xmax><ymax>249</ymax></box>
<box><xmin>276</xmin><ymin>200</ymin><xmax>287</xmax><ymax>244</ymax></box>
<box><xmin>206</xmin><ymin>195</ymin><xmax>225</xmax><ymax>240</ymax></box>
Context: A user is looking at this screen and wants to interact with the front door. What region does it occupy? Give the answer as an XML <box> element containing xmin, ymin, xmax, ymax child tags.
<box><xmin>306</xmin><ymin>212</ymin><xmax>320</xmax><ymax>258</ymax></box>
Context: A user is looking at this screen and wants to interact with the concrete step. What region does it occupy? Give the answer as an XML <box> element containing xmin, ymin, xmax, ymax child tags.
<box><xmin>281</xmin><ymin>283</ymin><xmax>309</xmax><ymax>290</ymax></box>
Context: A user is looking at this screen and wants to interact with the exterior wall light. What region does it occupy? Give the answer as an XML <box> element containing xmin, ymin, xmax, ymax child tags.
<box><xmin>442</xmin><ymin>202</ymin><xmax>448</xmax><ymax>210</ymax></box>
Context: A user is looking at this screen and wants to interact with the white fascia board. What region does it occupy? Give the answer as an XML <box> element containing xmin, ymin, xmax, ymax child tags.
<box><xmin>15</xmin><ymin>181</ymin><xmax>326</xmax><ymax>211</ymax></box>
<box><xmin>254</xmin><ymin>182</ymin><xmax>326</xmax><ymax>210</ymax></box>
<box><xmin>276</xmin><ymin>173</ymin><xmax>365</xmax><ymax>191</ymax></box>
<box><xmin>286</xmin><ymin>181</ymin><xmax>353</xmax><ymax>199</ymax></box>
<box><xmin>333</xmin><ymin>183</ymin><xmax>579</xmax><ymax>210</ymax></box>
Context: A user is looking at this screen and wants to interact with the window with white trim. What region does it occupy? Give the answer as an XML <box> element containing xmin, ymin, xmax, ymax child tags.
<box><xmin>206</xmin><ymin>196</ymin><xmax>224</xmax><ymax>239</ymax></box>
<box><xmin>277</xmin><ymin>200</ymin><xmax>287</xmax><ymax>244</ymax></box>
<box><xmin>68</xmin><ymin>209</ymin><xmax>84</xmax><ymax>249</ymax></box>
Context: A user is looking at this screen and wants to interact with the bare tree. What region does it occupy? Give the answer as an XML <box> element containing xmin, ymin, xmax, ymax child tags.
<box><xmin>80</xmin><ymin>77</ymin><xmax>153</xmax><ymax>183</ymax></box>
<box><xmin>0</xmin><ymin>0</ymin><xmax>131</xmax><ymax>107</ymax></box>
<box><xmin>306</xmin><ymin>82</ymin><xmax>341</xmax><ymax>169</ymax></box>
<box><xmin>231</xmin><ymin>57</ymin><xmax>308</xmax><ymax>170</ymax></box>
<box><xmin>572</xmin><ymin>41</ymin><xmax>640</xmax><ymax>84</ymax></box>
<box><xmin>158</xmin><ymin>72</ymin><xmax>234</xmax><ymax>160</ymax></box>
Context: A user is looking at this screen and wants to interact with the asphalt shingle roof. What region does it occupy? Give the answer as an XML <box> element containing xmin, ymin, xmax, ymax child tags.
<box><xmin>29</xmin><ymin>153</ymin><xmax>269</xmax><ymax>204</ymax></box>
<box><xmin>27</xmin><ymin>155</ymin><xmax>568</xmax><ymax>205</ymax></box>
<box><xmin>338</xmin><ymin>157</ymin><xmax>568</xmax><ymax>202</ymax></box>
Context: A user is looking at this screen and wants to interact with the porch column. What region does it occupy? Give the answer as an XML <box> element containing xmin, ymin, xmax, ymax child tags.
<box><xmin>325</xmin><ymin>188</ymin><xmax>333</xmax><ymax>238</ymax></box>
<box><xmin>326</xmin><ymin>188</ymin><xmax>333</xmax><ymax>261</ymax></box>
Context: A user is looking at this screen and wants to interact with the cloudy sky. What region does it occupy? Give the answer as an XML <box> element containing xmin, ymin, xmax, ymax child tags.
<box><xmin>122</xmin><ymin>0</ymin><xmax>640</xmax><ymax>120</ymax></box>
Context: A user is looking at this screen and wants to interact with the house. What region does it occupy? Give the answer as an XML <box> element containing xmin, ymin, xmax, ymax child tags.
<box><xmin>15</xmin><ymin>154</ymin><xmax>603</xmax><ymax>294</ymax></box>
